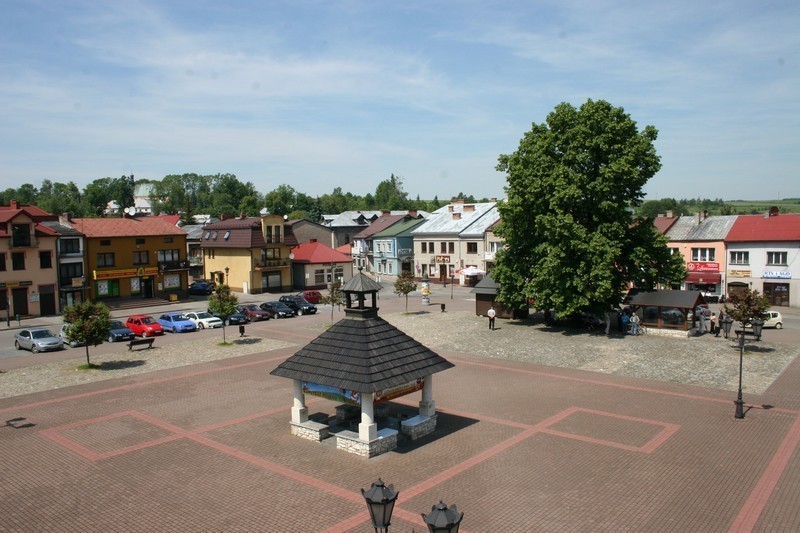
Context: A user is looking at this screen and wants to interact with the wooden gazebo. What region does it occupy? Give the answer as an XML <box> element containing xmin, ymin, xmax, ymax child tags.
<box><xmin>270</xmin><ymin>270</ymin><xmax>454</xmax><ymax>457</ymax></box>
<box><xmin>626</xmin><ymin>289</ymin><xmax>706</xmax><ymax>335</ymax></box>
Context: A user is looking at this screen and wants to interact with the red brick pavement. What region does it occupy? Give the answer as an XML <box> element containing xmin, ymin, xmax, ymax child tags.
<box><xmin>2</xmin><ymin>321</ymin><xmax>800</xmax><ymax>531</ymax></box>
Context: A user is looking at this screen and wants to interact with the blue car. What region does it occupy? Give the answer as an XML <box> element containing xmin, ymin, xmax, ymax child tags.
<box><xmin>158</xmin><ymin>313</ymin><xmax>198</xmax><ymax>333</ymax></box>
<box><xmin>107</xmin><ymin>320</ymin><xmax>135</xmax><ymax>343</ymax></box>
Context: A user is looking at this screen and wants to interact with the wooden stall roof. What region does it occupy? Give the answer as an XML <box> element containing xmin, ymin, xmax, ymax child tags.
<box><xmin>626</xmin><ymin>289</ymin><xmax>705</xmax><ymax>309</ymax></box>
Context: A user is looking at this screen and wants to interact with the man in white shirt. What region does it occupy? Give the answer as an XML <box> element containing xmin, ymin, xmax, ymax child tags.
<box><xmin>488</xmin><ymin>306</ymin><xmax>497</xmax><ymax>331</ymax></box>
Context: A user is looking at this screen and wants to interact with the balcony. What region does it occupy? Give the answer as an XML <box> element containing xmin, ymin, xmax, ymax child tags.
<box><xmin>8</xmin><ymin>237</ymin><xmax>39</xmax><ymax>249</ymax></box>
<box><xmin>254</xmin><ymin>258</ymin><xmax>290</xmax><ymax>269</ymax></box>
<box><xmin>188</xmin><ymin>256</ymin><xmax>204</xmax><ymax>266</ymax></box>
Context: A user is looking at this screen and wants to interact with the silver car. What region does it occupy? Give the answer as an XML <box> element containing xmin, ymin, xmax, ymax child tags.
<box><xmin>14</xmin><ymin>327</ymin><xmax>65</xmax><ymax>353</ymax></box>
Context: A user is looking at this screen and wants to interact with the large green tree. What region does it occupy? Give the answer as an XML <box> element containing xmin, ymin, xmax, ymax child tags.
<box><xmin>493</xmin><ymin>99</ymin><xmax>686</xmax><ymax>317</ymax></box>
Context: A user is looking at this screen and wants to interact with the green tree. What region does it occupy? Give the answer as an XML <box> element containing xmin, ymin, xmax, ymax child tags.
<box><xmin>321</xmin><ymin>279</ymin><xmax>344</xmax><ymax>323</ymax></box>
<box><xmin>393</xmin><ymin>271</ymin><xmax>417</xmax><ymax>312</ymax></box>
<box><xmin>374</xmin><ymin>174</ymin><xmax>409</xmax><ymax>210</ymax></box>
<box><xmin>493</xmin><ymin>99</ymin><xmax>686</xmax><ymax>317</ymax></box>
<box><xmin>724</xmin><ymin>288</ymin><xmax>770</xmax><ymax>328</ymax></box>
<box><xmin>263</xmin><ymin>184</ymin><xmax>298</xmax><ymax>216</ymax></box>
<box><xmin>109</xmin><ymin>175</ymin><xmax>135</xmax><ymax>215</ymax></box>
<box><xmin>207</xmin><ymin>284</ymin><xmax>239</xmax><ymax>343</ymax></box>
<box><xmin>62</xmin><ymin>301</ymin><xmax>112</xmax><ymax>367</ymax></box>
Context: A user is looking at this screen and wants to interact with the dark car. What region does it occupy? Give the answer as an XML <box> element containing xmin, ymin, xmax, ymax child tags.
<box><xmin>208</xmin><ymin>310</ymin><xmax>249</xmax><ymax>326</ymax></box>
<box><xmin>278</xmin><ymin>295</ymin><xmax>317</xmax><ymax>316</ymax></box>
<box><xmin>107</xmin><ymin>320</ymin><xmax>135</xmax><ymax>343</ymax></box>
<box><xmin>260</xmin><ymin>301</ymin><xmax>296</xmax><ymax>319</ymax></box>
<box><xmin>188</xmin><ymin>281</ymin><xmax>214</xmax><ymax>295</ymax></box>
<box><xmin>236</xmin><ymin>304</ymin><xmax>271</xmax><ymax>321</ymax></box>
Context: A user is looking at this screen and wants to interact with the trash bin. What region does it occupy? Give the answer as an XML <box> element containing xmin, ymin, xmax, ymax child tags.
<box><xmin>169</xmin><ymin>294</ymin><xmax>178</xmax><ymax>302</ymax></box>
<box><xmin>238</xmin><ymin>325</ymin><xmax>245</xmax><ymax>337</ymax></box>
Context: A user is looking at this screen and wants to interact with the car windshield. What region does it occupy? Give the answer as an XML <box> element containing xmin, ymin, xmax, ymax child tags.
<box><xmin>173</xmin><ymin>315</ymin><xmax>188</xmax><ymax>320</ymax></box>
<box><xmin>110</xmin><ymin>321</ymin><xmax>125</xmax><ymax>329</ymax></box>
<box><xmin>196</xmin><ymin>312</ymin><xmax>213</xmax><ymax>319</ymax></box>
<box><xmin>32</xmin><ymin>330</ymin><xmax>56</xmax><ymax>339</ymax></box>
<box><xmin>141</xmin><ymin>317</ymin><xmax>156</xmax><ymax>324</ymax></box>
<box><xmin>244</xmin><ymin>305</ymin><xmax>259</xmax><ymax>310</ymax></box>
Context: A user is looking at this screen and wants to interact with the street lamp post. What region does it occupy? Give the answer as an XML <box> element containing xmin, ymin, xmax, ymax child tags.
<box><xmin>224</xmin><ymin>266</ymin><xmax>229</xmax><ymax>285</ymax></box>
<box><xmin>422</xmin><ymin>501</ymin><xmax>464</xmax><ymax>532</ymax></box>
<box><xmin>361</xmin><ymin>479</ymin><xmax>398</xmax><ymax>533</ymax></box>
<box><xmin>721</xmin><ymin>316</ymin><xmax>733</xmax><ymax>339</ymax></box>
<box><xmin>450</xmin><ymin>275</ymin><xmax>454</xmax><ymax>299</ymax></box>
<box><xmin>734</xmin><ymin>318</ymin><xmax>764</xmax><ymax>419</ymax></box>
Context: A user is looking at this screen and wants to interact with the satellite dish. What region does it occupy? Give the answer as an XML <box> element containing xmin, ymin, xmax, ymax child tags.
<box><xmin>289</xmin><ymin>253</ymin><xmax>295</xmax><ymax>260</ymax></box>
<box><xmin>284</xmin><ymin>214</ymin><xmax>289</xmax><ymax>220</ymax></box>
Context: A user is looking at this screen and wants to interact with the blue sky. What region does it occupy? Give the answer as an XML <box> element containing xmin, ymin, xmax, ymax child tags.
<box><xmin>1</xmin><ymin>0</ymin><xmax>798</xmax><ymax>202</ymax></box>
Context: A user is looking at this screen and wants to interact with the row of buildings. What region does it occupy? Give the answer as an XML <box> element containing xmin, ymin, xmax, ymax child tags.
<box><xmin>2</xmin><ymin>198</ymin><xmax>798</xmax><ymax>318</ymax></box>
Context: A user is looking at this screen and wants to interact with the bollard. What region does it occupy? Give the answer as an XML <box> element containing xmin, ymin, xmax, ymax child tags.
<box><xmin>16</xmin><ymin>314</ymin><xmax>20</xmax><ymax>326</ymax></box>
<box><xmin>238</xmin><ymin>325</ymin><xmax>245</xmax><ymax>337</ymax></box>
<box><xmin>441</xmin><ymin>303</ymin><xmax>446</xmax><ymax>313</ymax></box>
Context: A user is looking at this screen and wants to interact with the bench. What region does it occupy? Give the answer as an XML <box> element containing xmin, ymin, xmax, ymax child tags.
<box><xmin>734</xmin><ymin>329</ymin><xmax>762</xmax><ymax>342</ymax></box>
<box><xmin>128</xmin><ymin>338</ymin><xmax>155</xmax><ymax>351</ymax></box>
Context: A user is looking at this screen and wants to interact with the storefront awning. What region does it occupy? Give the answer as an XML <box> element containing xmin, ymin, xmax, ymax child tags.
<box><xmin>685</xmin><ymin>272</ymin><xmax>721</xmax><ymax>284</ymax></box>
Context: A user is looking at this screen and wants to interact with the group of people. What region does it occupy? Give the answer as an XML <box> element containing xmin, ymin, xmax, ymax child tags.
<box><xmin>620</xmin><ymin>310</ymin><xmax>641</xmax><ymax>335</ymax></box>
<box><xmin>701</xmin><ymin>309</ymin><xmax>726</xmax><ymax>336</ymax></box>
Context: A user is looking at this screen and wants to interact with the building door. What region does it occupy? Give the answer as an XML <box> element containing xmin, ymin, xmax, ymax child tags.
<box><xmin>261</xmin><ymin>271</ymin><xmax>282</xmax><ymax>292</ymax></box>
<box><xmin>764</xmin><ymin>282</ymin><xmax>790</xmax><ymax>307</ymax></box>
<box><xmin>12</xmin><ymin>287</ymin><xmax>29</xmax><ymax>316</ymax></box>
<box><xmin>142</xmin><ymin>278</ymin><xmax>154</xmax><ymax>298</ymax></box>
<box><xmin>39</xmin><ymin>284</ymin><xmax>57</xmax><ymax>315</ymax></box>
<box><xmin>439</xmin><ymin>264</ymin><xmax>448</xmax><ymax>282</ymax></box>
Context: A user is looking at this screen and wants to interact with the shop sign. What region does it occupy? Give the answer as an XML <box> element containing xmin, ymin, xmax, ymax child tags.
<box><xmin>375</xmin><ymin>378</ymin><xmax>424</xmax><ymax>404</ymax></box>
<box><xmin>0</xmin><ymin>280</ymin><xmax>33</xmax><ymax>288</ymax></box>
<box><xmin>687</xmin><ymin>262</ymin><xmax>720</xmax><ymax>272</ymax></box>
<box><xmin>728</xmin><ymin>269</ymin><xmax>751</xmax><ymax>278</ymax></box>
<box><xmin>94</xmin><ymin>267</ymin><xmax>159</xmax><ymax>280</ymax></box>
<box><xmin>435</xmin><ymin>255</ymin><xmax>451</xmax><ymax>264</ymax></box>
<box><xmin>71</xmin><ymin>277</ymin><xmax>84</xmax><ymax>288</ymax></box>
<box><xmin>763</xmin><ymin>271</ymin><xmax>791</xmax><ymax>279</ymax></box>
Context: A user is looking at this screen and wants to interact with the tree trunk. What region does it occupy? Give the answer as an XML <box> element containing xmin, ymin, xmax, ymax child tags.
<box><xmin>84</xmin><ymin>346</ymin><xmax>91</xmax><ymax>366</ymax></box>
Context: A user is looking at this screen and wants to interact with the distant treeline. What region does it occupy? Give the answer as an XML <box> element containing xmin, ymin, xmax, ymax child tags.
<box><xmin>0</xmin><ymin>173</ymin><xmax>491</xmax><ymax>223</ymax></box>
<box><xmin>636</xmin><ymin>198</ymin><xmax>800</xmax><ymax>218</ymax></box>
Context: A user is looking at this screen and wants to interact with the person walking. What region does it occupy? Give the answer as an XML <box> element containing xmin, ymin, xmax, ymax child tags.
<box><xmin>716</xmin><ymin>310</ymin><xmax>724</xmax><ymax>337</ymax></box>
<box><xmin>709</xmin><ymin>312</ymin><xmax>717</xmax><ymax>337</ymax></box>
<box><xmin>487</xmin><ymin>306</ymin><xmax>497</xmax><ymax>331</ymax></box>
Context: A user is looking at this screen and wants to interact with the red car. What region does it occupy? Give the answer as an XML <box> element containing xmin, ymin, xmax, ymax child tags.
<box><xmin>236</xmin><ymin>304</ymin><xmax>271</xmax><ymax>321</ymax></box>
<box><xmin>297</xmin><ymin>290</ymin><xmax>323</xmax><ymax>304</ymax></box>
<box><xmin>125</xmin><ymin>315</ymin><xmax>165</xmax><ymax>337</ymax></box>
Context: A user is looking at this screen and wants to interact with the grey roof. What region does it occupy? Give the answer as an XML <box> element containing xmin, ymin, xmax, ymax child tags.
<box><xmin>666</xmin><ymin>215</ymin><xmax>738</xmax><ymax>241</ymax></box>
<box><xmin>471</xmin><ymin>273</ymin><xmax>500</xmax><ymax>295</ymax></box>
<box><xmin>627</xmin><ymin>289</ymin><xmax>704</xmax><ymax>309</ymax></box>
<box><xmin>323</xmin><ymin>210</ymin><xmax>430</xmax><ymax>229</ymax></box>
<box><xmin>342</xmin><ymin>271</ymin><xmax>383</xmax><ymax>293</ymax></box>
<box><xmin>411</xmin><ymin>202</ymin><xmax>498</xmax><ymax>237</ymax></box>
<box><xmin>270</xmin><ymin>316</ymin><xmax>454</xmax><ymax>392</ymax></box>
<box><xmin>180</xmin><ymin>224</ymin><xmax>206</xmax><ymax>240</ymax></box>
<box><xmin>42</xmin><ymin>221</ymin><xmax>83</xmax><ymax>237</ymax></box>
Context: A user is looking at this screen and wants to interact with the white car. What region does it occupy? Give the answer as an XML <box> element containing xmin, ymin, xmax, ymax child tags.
<box><xmin>761</xmin><ymin>311</ymin><xmax>783</xmax><ymax>329</ymax></box>
<box><xmin>184</xmin><ymin>311</ymin><xmax>223</xmax><ymax>329</ymax></box>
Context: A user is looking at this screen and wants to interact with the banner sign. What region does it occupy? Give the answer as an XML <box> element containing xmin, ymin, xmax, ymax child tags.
<box><xmin>762</xmin><ymin>271</ymin><xmax>791</xmax><ymax>279</ymax></box>
<box><xmin>435</xmin><ymin>255</ymin><xmax>451</xmax><ymax>264</ymax></box>
<box><xmin>302</xmin><ymin>381</ymin><xmax>361</xmax><ymax>406</ymax></box>
<box><xmin>375</xmin><ymin>378</ymin><xmax>424</xmax><ymax>404</ymax></box>
<box><xmin>94</xmin><ymin>267</ymin><xmax>159</xmax><ymax>280</ymax></box>
<box><xmin>728</xmin><ymin>270</ymin><xmax>751</xmax><ymax>278</ymax></box>
<box><xmin>687</xmin><ymin>262</ymin><xmax>720</xmax><ymax>272</ymax></box>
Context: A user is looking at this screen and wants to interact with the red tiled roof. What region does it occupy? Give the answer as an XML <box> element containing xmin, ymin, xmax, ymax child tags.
<box><xmin>0</xmin><ymin>203</ymin><xmax>53</xmax><ymax>218</ymax></box>
<box><xmin>291</xmin><ymin>240</ymin><xmax>352</xmax><ymax>264</ymax></box>
<box><xmin>726</xmin><ymin>213</ymin><xmax>800</xmax><ymax>242</ymax></box>
<box><xmin>336</xmin><ymin>243</ymin><xmax>352</xmax><ymax>254</ymax></box>
<box><xmin>69</xmin><ymin>217</ymin><xmax>186</xmax><ymax>237</ymax></box>
<box><xmin>652</xmin><ymin>216</ymin><xmax>678</xmax><ymax>234</ymax></box>
<box><xmin>353</xmin><ymin>214</ymin><xmax>407</xmax><ymax>239</ymax></box>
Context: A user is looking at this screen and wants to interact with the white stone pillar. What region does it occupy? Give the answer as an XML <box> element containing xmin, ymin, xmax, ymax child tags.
<box><xmin>419</xmin><ymin>375</ymin><xmax>436</xmax><ymax>416</ymax></box>
<box><xmin>291</xmin><ymin>380</ymin><xmax>308</xmax><ymax>424</ymax></box>
<box><xmin>359</xmin><ymin>393</ymin><xmax>378</xmax><ymax>442</ymax></box>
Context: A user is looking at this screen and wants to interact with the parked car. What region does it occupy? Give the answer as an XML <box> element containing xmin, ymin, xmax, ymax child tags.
<box><xmin>278</xmin><ymin>295</ymin><xmax>317</xmax><ymax>316</ymax></box>
<box><xmin>260</xmin><ymin>301</ymin><xmax>296</xmax><ymax>318</ymax></box>
<box><xmin>209</xmin><ymin>310</ymin><xmax>249</xmax><ymax>326</ymax></box>
<box><xmin>760</xmin><ymin>311</ymin><xmax>783</xmax><ymax>329</ymax></box>
<box><xmin>158</xmin><ymin>313</ymin><xmax>198</xmax><ymax>333</ymax></box>
<box><xmin>126</xmin><ymin>315</ymin><xmax>164</xmax><ymax>337</ymax></box>
<box><xmin>14</xmin><ymin>328</ymin><xmax>64</xmax><ymax>353</ymax></box>
<box><xmin>59</xmin><ymin>323</ymin><xmax>85</xmax><ymax>348</ymax></box>
<box><xmin>184</xmin><ymin>311</ymin><xmax>224</xmax><ymax>329</ymax></box>
<box><xmin>188</xmin><ymin>281</ymin><xmax>214</xmax><ymax>295</ymax></box>
<box><xmin>298</xmin><ymin>290</ymin><xmax>322</xmax><ymax>304</ymax></box>
<box><xmin>236</xmin><ymin>304</ymin><xmax>271</xmax><ymax>321</ymax></box>
<box><xmin>107</xmin><ymin>320</ymin><xmax>136</xmax><ymax>343</ymax></box>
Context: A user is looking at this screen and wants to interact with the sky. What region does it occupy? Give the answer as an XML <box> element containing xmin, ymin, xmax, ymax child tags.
<box><xmin>1</xmin><ymin>0</ymin><xmax>798</xmax><ymax>203</ymax></box>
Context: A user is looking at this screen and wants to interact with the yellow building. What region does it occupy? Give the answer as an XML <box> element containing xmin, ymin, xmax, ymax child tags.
<box><xmin>200</xmin><ymin>215</ymin><xmax>297</xmax><ymax>293</ymax></box>
<box><xmin>66</xmin><ymin>216</ymin><xmax>188</xmax><ymax>302</ymax></box>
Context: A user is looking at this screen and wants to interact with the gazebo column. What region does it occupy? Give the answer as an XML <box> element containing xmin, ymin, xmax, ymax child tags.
<box><xmin>291</xmin><ymin>380</ymin><xmax>308</xmax><ymax>424</ymax></box>
<box><xmin>419</xmin><ymin>374</ymin><xmax>436</xmax><ymax>416</ymax></box>
<box><xmin>359</xmin><ymin>393</ymin><xmax>378</xmax><ymax>442</ymax></box>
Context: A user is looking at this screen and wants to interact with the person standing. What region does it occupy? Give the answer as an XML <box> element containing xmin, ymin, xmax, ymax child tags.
<box><xmin>716</xmin><ymin>310</ymin><xmax>724</xmax><ymax>337</ymax></box>
<box><xmin>630</xmin><ymin>312</ymin><xmax>640</xmax><ymax>335</ymax></box>
<box><xmin>487</xmin><ymin>306</ymin><xmax>497</xmax><ymax>331</ymax></box>
<box><xmin>710</xmin><ymin>312</ymin><xmax>717</xmax><ymax>337</ymax></box>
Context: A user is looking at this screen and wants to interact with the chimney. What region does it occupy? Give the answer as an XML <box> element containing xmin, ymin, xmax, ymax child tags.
<box><xmin>666</xmin><ymin>210</ymin><xmax>673</xmax><ymax>218</ymax></box>
<box><xmin>310</xmin><ymin>238</ymin><xmax>318</xmax><ymax>243</ymax></box>
<box><xmin>448</xmin><ymin>205</ymin><xmax>454</xmax><ymax>212</ymax></box>
<box><xmin>490</xmin><ymin>198</ymin><xmax>497</xmax><ymax>202</ymax></box>
<box><xmin>464</xmin><ymin>205</ymin><xmax>475</xmax><ymax>212</ymax></box>
<box><xmin>452</xmin><ymin>199</ymin><xmax>465</xmax><ymax>204</ymax></box>
<box><xmin>407</xmin><ymin>209</ymin><xmax>417</xmax><ymax>217</ymax></box>
<box><xmin>702</xmin><ymin>210</ymin><xmax>708</xmax><ymax>220</ymax></box>
<box><xmin>61</xmin><ymin>212</ymin><xmax>73</xmax><ymax>222</ymax></box>
<box><xmin>452</xmin><ymin>212</ymin><xmax>462</xmax><ymax>219</ymax></box>
<box><xmin>696</xmin><ymin>212</ymin><xmax>701</xmax><ymax>224</ymax></box>
<box><xmin>381</xmin><ymin>210</ymin><xmax>390</xmax><ymax>216</ymax></box>
<box><xmin>10</xmin><ymin>199</ymin><xmax>19</xmax><ymax>209</ymax></box>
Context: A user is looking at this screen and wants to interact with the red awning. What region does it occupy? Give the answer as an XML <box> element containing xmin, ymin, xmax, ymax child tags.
<box><xmin>685</xmin><ymin>272</ymin><xmax>721</xmax><ymax>284</ymax></box>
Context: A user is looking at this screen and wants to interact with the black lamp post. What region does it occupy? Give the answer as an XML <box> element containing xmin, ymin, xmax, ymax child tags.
<box><xmin>721</xmin><ymin>316</ymin><xmax>733</xmax><ymax>339</ymax></box>
<box><xmin>361</xmin><ymin>479</ymin><xmax>398</xmax><ymax>533</ymax></box>
<box><xmin>734</xmin><ymin>318</ymin><xmax>765</xmax><ymax>419</ymax></box>
<box><xmin>422</xmin><ymin>501</ymin><xmax>464</xmax><ymax>533</ymax></box>
<box><xmin>450</xmin><ymin>275</ymin><xmax>454</xmax><ymax>299</ymax></box>
<box><xmin>224</xmin><ymin>266</ymin><xmax>229</xmax><ymax>285</ymax></box>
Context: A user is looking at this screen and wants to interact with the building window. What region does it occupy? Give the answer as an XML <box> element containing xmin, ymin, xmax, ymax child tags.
<box><xmin>12</xmin><ymin>252</ymin><xmax>25</xmax><ymax>270</ymax></box>
<box><xmin>421</xmin><ymin>242</ymin><xmax>428</xmax><ymax>253</ymax></box>
<box><xmin>59</xmin><ymin>238</ymin><xmax>80</xmax><ymax>254</ymax></box>
<box><xmin>164</xmin><ymin>237</ymin><xmax>173</xmax><ymax>243</ymax></box>
<box><xmin>448</xmin><ymin>242</ymin><xmax>455</xmax><ymax>254</ymax></box>
<box><xmin>206</xmin><ymin>248</ymin><xmax>215</xmax><ymax>259</ymax></box>
<box><xmin>135</xmin><ymin>238</ymin><xmax>146</xmax><ymax>245</ymax></box>
<box><xmin>440</xmin><ymin>242</ymin><xmax>447</xmax><ymax>253</ymax></box>
<box><xmin>0</xmin><ymin>253</ymin><xmax>5</xmax><ymax>271</ymax></box>
<box><xmin>39</xmin><ymin>251</ymin><xmax>52</xmax><ymax>269</ymax></box>
<box><xmin>100</xmin><ymin>239</ymin><xmax>111</xmax><ymax>246</ymax></box>
<box><xmin>388</xmin><ymin>262</ymin><xmax>393</xmax><ymax>274</ymax></box>
<box><xmin>97</xmin><ymin>253</ymin><xmax>115</xmax><ymax>267</ymax></box>
<box><xmin>691</xmin><ymin>248</ymin><xmax>715</xmax><ymax>262</ymax></box>
<box><xmin>158</xmin><ymin>249</ymin><xmax>180</xmax><ymax>262</ymax></box>
<box><xmin>730</xmin><ymin>251</ymin><xmax>749</xmax><ymax>265</ymax></box>
<box><xmin>489</xmin><ymin>242</ymin><xmax>502</xmax><ymax>253</ymax></box>
<box><xmin>264</xmin><ymin>248</ymin><xmax>280</xmax><ymax>260</ymax></box>
<box><xmin>212</xmin><ymin>231</ymin><xmax>218</xmax><ymax>240</ymax></box>
<box><xmin>204</xmin><ymin>231</ymin><xmax>211</xmax><ymax>240</ymax></box>
<box><xmin>223</xmin><ymin>231</ymin><xmax>230</xmax><ymax>240</ymax></box>
<box><xmin>767</xmin><ymin>251</ymin><xmax>788</xmax><ymax>266</ymax></box>
<box><xmin>59</xmin><ymin>262</ymin><xmax>83</xmax><ymax>286</ymax></box>
<box><xmin>467</xmin><ymin>242</ymin><xmax>478</xmax><ymax>254</ymax></box>
<box><xmin>11</xmin><ymin>223</ymin><xmax>31</xmax><ymax>247</ymax></box>
<box><xmin>133</xmin><ymin>251</ymin><xmax>149</xmax><ymax>265</ymax></box>
<box><xmin>669</xmin><ymin>247</ymin><xmax>679</xmax><ymax>255</ymax></box>
<box><xmin>314</xmin><ymin>269</ymin><xmax>325</xmax><ymax>285</ymax></box>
